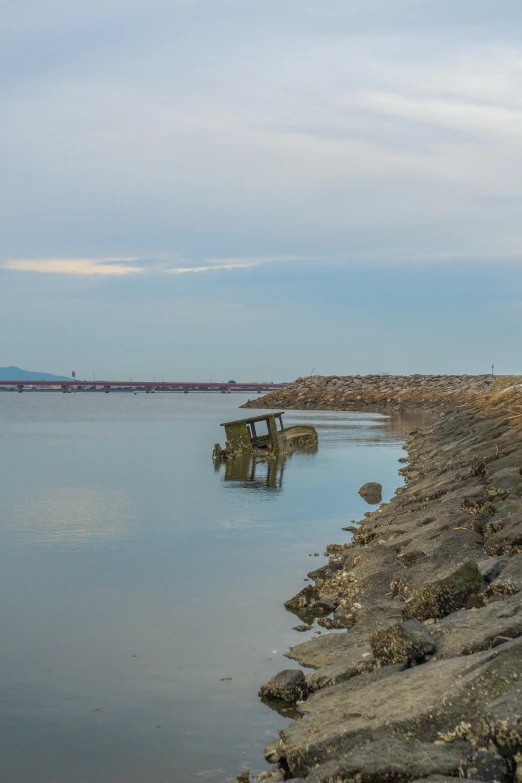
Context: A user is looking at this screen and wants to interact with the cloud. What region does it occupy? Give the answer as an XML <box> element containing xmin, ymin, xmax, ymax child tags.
<box><xmin>165</xmin><ymin>255</ymin><xmax>305</xmax><ymax>274</ymax></box>
<box><xmin>4</xmin><ymin>257</ymin><xmax>145</xmax><ymax>275</ymax></box>
<box><xmin>2</xmin><ymin>254</ymin><xmax>307</xmax><ymax>277</ymax></box>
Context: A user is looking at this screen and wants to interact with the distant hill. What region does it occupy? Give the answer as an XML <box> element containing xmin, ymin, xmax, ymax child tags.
<box><xmin>0</xmin><ymin>366</ymin><xmax>72</xmax><ymax>382</ymax></box>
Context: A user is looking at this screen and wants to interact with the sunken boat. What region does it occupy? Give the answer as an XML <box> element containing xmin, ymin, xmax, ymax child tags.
<box><xmin>213</xmin><ymin>412</ymin><xmax>318</xmax><ymax>459</ymax></box>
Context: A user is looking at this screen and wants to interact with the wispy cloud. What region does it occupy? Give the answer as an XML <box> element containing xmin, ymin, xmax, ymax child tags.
<box><xmin>164</xmin><ymin>255</ymin><xmax>304</xmax><ymax>274</ymax></box>
<box><xmin>3</xmin><ymin>255</ymin><xmax>306</xmax><ymax>277</ymax></box>
<box><xmin>4</xmin><ymin>258</ymin><xmax>144</xmax><ymax>276</ymax></box>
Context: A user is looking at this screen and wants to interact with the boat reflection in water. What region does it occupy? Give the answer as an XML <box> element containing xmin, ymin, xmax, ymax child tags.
<box><xmin>213</xmin><ymin>452</ymin><xmax>287</xmax><ymax>491</ymax></box>
<box><xmin>212</xmin><ymin>411</ymin><xmax>319</xmax><ymax>491</ymax></box>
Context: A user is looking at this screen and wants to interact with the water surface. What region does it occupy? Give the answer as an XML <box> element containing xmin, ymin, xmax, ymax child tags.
<box><xmin>0</xmin><ymin>392</ymin><xmax>415</xmax><ymax>782</ymax></box>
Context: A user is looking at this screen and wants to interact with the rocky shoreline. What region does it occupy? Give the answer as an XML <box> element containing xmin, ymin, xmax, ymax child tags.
<box><xmin>248</xmin><ymin>379</ymin><xmax>522</xmax><ymax>783</ymax></box>
<box><xmin>242</xmin><ymin>375</ymin><xmax>499</xmax><ymax>414</ymax></box>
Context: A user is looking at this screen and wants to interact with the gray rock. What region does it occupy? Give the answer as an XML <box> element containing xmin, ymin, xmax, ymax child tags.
<box><xmin>467</xmin><ymin>749</ymin><xmax>507</xmax><ymax>783</ymax></box>
<box><xmin>487</xmin><ymin>553</ymin><xmax>522</xmax><ymax>597</ymax></box>
<box><xmin>285</xmin><ymin>585</ymin><xmax>320</xmax><ymax>611</ymax></box>
<box><xmin>279</xmin><ymin>639</ymin><xmax>522</xmax><ymax>777</ymax></box>
<box><xmin>477</xmin><ymin>555</ymin><xmax>510</xmax><ymax>583</ymax></box>
<box><xmin>483</xmin><ymin>681</ymin><xmax>522</xmax><ymax>735</ymax></box>
<box><xmin>259</xmin><ymin>669</ymin><xmax>308</xmax><ymax>704</ymax></box>
<box><xmin>307</xmin><ymin>562</ymin><xmax>343</xmax><ymax>581</ymax></box>
<box><xmin>264</xmin><ymin>739</ymin><xmax>282</xmax><ymax>763</ymax></box>
<box><xmin>286</xmin><ymin>630</ymin><xmax>371</xmax><ymax>691</ymax></box>
<box><xmin>370</xmin><ymin>618</ymin><xmax>436</xmax><ymax>666</ymax></box>
<box><xmin>492</xmin><ymin>635</ymin><xmax>514</xmax><ymax>647</ymax></box>
<box><xmin>303</xmin><ymin>738</ymin><xmax>472</xmax><ymax>783</ymax></box>
<box><xmin>410</xmin><ymin>778</ymin><xmax>484</xmax><ymax>783</ymax></box>
<box><xmin>359</xmin><ymin>482</ymin><xmax>383</xmax><ymax>503</ymax></box>
<box><xmin>293</xmin><ymin>624</ymin><xmax>313</xmax><ymax>632</ymax></box>
<box><xmin>431</xmin><ymin>593</ymin><xmax>522</xmax><ymax>658</ymax></box>
<box><xmin>313</xmin><ymin>599</ymin><xmax>337</xmax><ymax>615</ymax></box>
<box><xmin>403</xmin><ymin>560</ymin><xmax>482</xmax><ymax>621</ymax></box>
<box><xmin>317</xmin><ymin>616</ymin><xmax>345</xmax><ymax>629</ymax></box>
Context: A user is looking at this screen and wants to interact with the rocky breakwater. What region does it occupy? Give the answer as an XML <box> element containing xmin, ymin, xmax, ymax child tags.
<box><xmin>257</xmin><ymin>385</ymin><xmax>522</xmax><ymax>783</ymax></box>
<box><xmin>242</xmin><ymin>375</ymin><xmax>496</xmax><ymax>413</ymax></box>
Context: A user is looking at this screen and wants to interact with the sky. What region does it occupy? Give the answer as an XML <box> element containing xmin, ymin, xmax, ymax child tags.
<box><xmin>2</xmin><ymin>0</ymin><xmax>522</xmax><ymax>380</ymax></box>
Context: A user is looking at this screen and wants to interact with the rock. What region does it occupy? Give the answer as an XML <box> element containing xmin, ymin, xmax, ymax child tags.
<box><xmin>284</xmin><ymin>586</ymin><xmax>337</xmax><ymax>620</ymax></box>
<box><xmin>285</xmin><ymin>585</ymin><xmax>320</xmax><ymax>611</ymax></box>
<box><xmin>483</xmin><ymin>681</ymin><xmax>522</xmax><ymax>736</ymax></box>
<box><xmin>431</xmin><ymin>593</ymin><xmax>522</xmax><ymax>658</ymax></box>
<box><xmin>258</xmin><ymin>772</ymin><xmax>285</xmax><ymax>783</ymax></box>
<box><xmin>317</xmin><ymin>616</ymin><xmax>345</xmax><ymax>629</ymax></box>
<box><xmin>466</xmin><ymin>748</ymin><xmax>507</xmax><ymax>782</ymax></box>
<box><xmin>279</xmin><ymin>639</ymin><xmax>522</xmax><ymax>777</ymax></box>
<box><xmin>403</xmin><ymin>560</ymin><xmax>482</xmax><ymax>621</ymax></box>
<box><xmin>293</xmin><ymin>624</ymin><xmax>313</xmax><ymax>632</ymax></box>
<box><xmin>492</xmin><ymin>635</ymin><xmax>514</xmax><ymax>647</ymax></box>
<box><xmin>307</xmin><ymin>562</ymin><xmax>343</xmax><ymax>581</ymax></box>
<box><xmin>359</xmin><ymin>482</ymin><xmax>383</xmax><ymax>504</ymax></box>
<box><xmin>264</xmin><ymin>739</ymin><xmax>282</xmax><ymax>764</ymax></box>
<box><xmin>410</xmin><ymin>778</ymin><xmax>485</xmax><ymax>783</ymax></box>
<box><xmin>259</xmin><ymin>669</ymin><xmax>308</xmax><ymax>703</ymax></box>
<box><xmin>286</xmin><ymin>631</ymin><xmax>372</xmax><ymax>693</ymax></box>
<box><xmin>303</xmin><ymin>738</ymin><xmax>473</xmax><ymax>783</ymax></box>
<box><xmin>313</xmin><ymin>599</ymin><xmax>337</xmax><ymax>615</ymax></box>
<box><xmin>236</xmin><ymin>771</ymin><xmax>250</xmax><ymax>783</ymax></box>
<box><xmin>487</xmin><ymin>553</ymin><xmax>522</xmax><ymax>597</ymax></box>
<box><xmin>370</xmin><ymin>618</ymin><xmax>436</xmax><ymax>666</ymax></box>
<box><xmin>477</xmin><ymin>555</ymin><xmax>510</xmax><ymax>583</ymax></box>
<box><xmin>342</xmin><ymin>525</ymin><xmax>359</xmax><ymax>533</ymax></box>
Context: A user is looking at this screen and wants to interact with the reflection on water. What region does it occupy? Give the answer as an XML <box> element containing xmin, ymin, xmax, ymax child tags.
<box><xmin>214</xmin><ymin>452</ymin><xmax>287</xmax><ymax>490</ymax></box>
<box><xmin>9</xmin><ymin>486</ymin><xmax>135</xmax><ymax>545</ymax></box>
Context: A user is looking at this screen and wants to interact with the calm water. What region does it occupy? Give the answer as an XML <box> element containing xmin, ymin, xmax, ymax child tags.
<box><xmin>0</xmin><ymin>392</ymin><xmax>415</xmax><ymax>783</ymax></box>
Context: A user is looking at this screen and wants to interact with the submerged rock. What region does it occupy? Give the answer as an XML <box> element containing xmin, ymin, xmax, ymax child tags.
<box><xmin>358</xmin><ymin>481</ymin><xmax>383</xmax><ymax>504</ymax></box>
<box><xmin>258</xmin><ymin>669</ymin><xmax>308</xmax><ymax>704</ymax></box>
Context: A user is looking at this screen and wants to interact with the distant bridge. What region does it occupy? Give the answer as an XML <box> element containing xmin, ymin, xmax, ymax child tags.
<box><xmin>1</xmin><ymin>380</ymin><xmax>285</xmax><ymax>394</ymax></box>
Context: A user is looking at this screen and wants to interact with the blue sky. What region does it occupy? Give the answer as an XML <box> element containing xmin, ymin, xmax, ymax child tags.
<box><xmin>2</xmin><ymin>0</ymin><xmax>522</xmax><ymax>380</ymax></box>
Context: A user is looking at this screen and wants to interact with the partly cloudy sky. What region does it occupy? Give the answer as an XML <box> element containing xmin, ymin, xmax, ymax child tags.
<box><xmin>3</xmin><ymin>0</ymin><xmax>522</xmax><ymax>379</ymax></box>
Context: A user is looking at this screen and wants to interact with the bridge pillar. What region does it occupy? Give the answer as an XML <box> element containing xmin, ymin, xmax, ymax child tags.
<box><xmin>17</xmin><ymin>384</ymin><xmax>23</xmax><ymax>393</ymax></box>
<box><xmin>104</xmin><ymin>386</ymin><xmax>111</xmax><ymax>393</ymax></box>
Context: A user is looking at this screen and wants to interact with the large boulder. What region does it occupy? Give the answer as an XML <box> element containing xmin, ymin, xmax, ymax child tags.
<box><xmin>303</xmin><ymin>738</ymin><xmax>473</xmax><ymax>783</ymax></box>
<box><xmin>430</xmin><ymin>592</ymin><xmax>522</xmax><ymax>658</ymax></box>
<box><xmin>259</xmin><ymin>669</ymin><xmax>308</xmax><ymax>704</ymax></box>
<box><xmin>486</xmin><ymin>554</ymin><xmax>522</xmax><ymax>597</ymax></box>
<box><xmin>370</xmin><ymin>619</ymin><xmax>436</xmax><ymax>666</ymax></box>
<box><xmin>403</xmin><ymin>560</ymin><xmax>482</xmax><ymax>621</ymax></box>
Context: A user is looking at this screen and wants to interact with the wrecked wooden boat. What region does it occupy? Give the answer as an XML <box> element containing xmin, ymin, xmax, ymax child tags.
<box><xmin>213</xmin><ymin>412</ymin><xmax>318</xmax><ymax>459</ymax></box>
